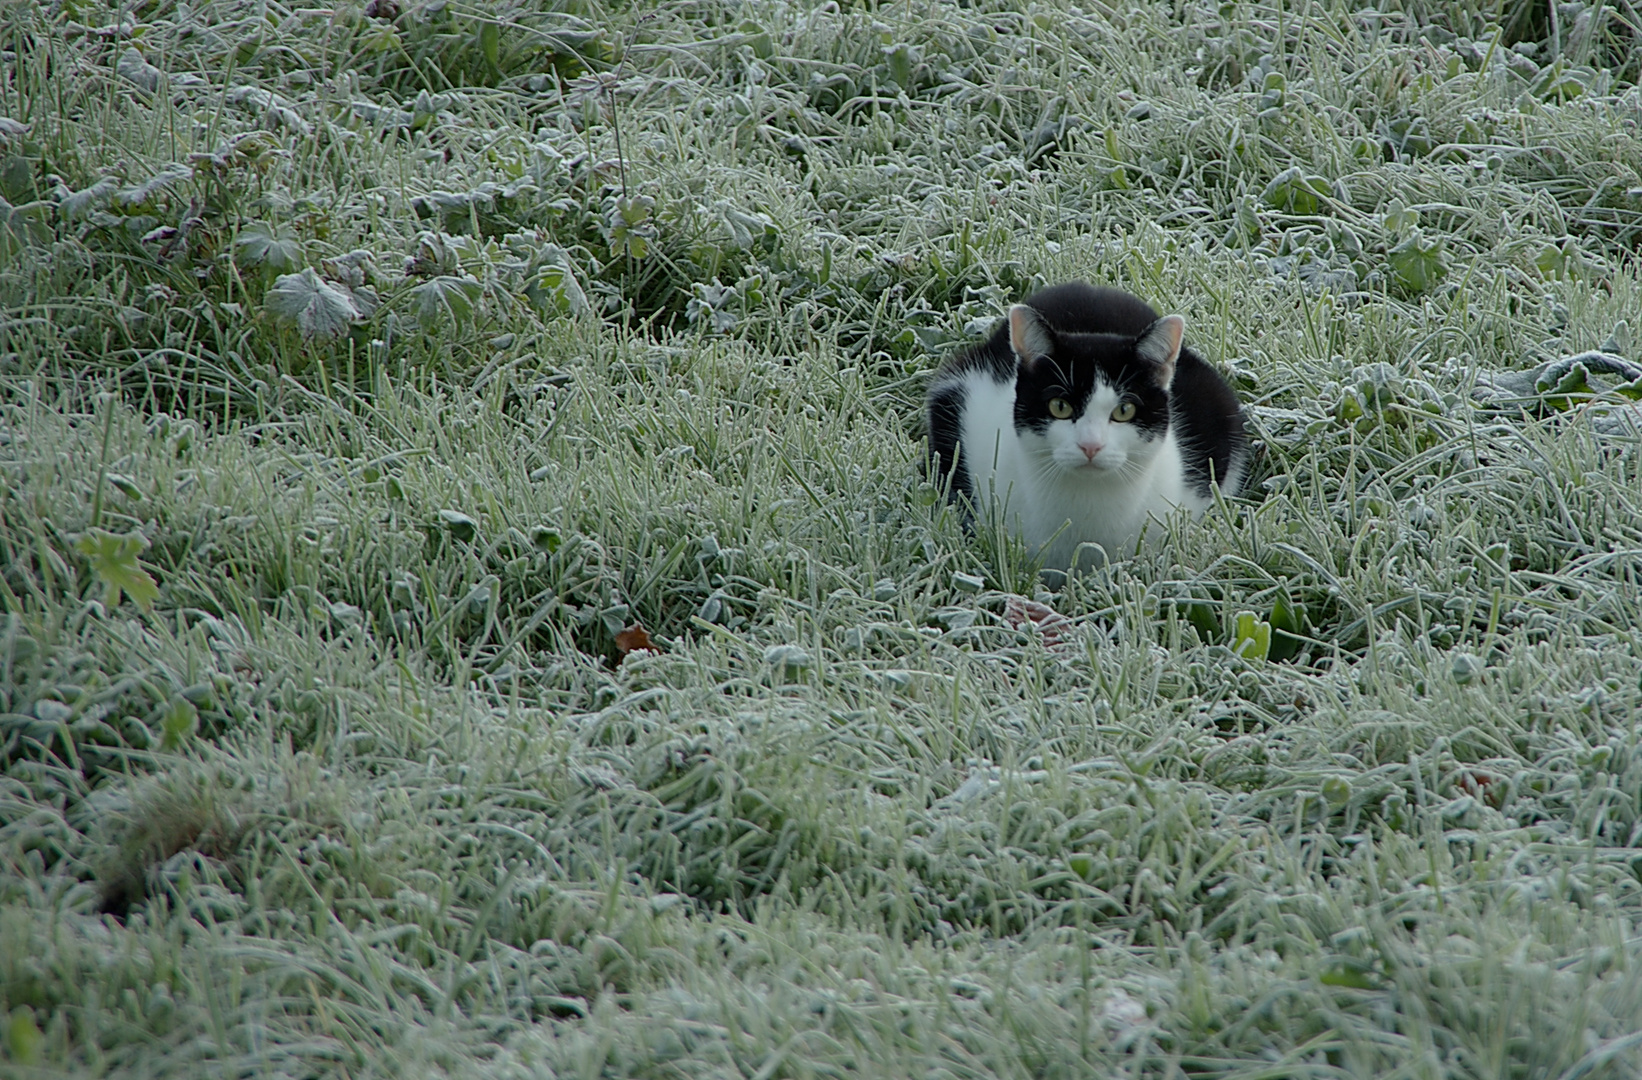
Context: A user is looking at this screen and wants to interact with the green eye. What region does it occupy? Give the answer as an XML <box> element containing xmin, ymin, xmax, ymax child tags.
<box><xmin>1111</xmin><ymin>401</ymin><xmax>1137</xmax><ymax>423</ymax></box>
<box><xmin>1048</xmin><ymin>398</ymin><xmax>1074</xmax><ymax>419</ymax></box>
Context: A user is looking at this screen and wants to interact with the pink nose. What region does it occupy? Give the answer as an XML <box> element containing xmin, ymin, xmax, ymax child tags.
<box><xmin>1078</xmin><ymin>441</ymin><xmax>1103</xmax><ymax>461</ymax></box>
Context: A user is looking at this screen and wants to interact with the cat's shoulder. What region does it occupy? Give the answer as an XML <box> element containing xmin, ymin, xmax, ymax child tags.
<box><xmin>930</xmin><ymin>326</ymin><xmax>1016</xmax><ymax>387</ymax></box>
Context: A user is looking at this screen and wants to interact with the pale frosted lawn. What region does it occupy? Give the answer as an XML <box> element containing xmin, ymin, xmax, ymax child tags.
<box><xmin>4</xmin><ymin>0</ymin><xmax>1642</xmax><ymax>1075</ymax></box>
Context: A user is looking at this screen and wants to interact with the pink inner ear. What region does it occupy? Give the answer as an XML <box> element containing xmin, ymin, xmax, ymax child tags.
<box><xmin>1009</xmin><ymin>305</ymin><xmax>1054</xmax><ymax>363</ymax></box>
<box><xmin>1137</xmin><ymin>314</ymin><xmax>1184</xmax><ymax>388</ymax></box>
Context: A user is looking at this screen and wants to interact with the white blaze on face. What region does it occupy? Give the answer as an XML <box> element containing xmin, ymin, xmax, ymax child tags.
<box><xmin>1042</xmin><ymin>384</ymin><xmax>1137</xmax><ymax>471</ymax></box>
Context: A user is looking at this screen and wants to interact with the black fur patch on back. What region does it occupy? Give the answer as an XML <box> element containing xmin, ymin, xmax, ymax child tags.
<box><xmin>926</xmin><ymin>379</ymin><xmax>972</xmax><ymax>501</ymax></box>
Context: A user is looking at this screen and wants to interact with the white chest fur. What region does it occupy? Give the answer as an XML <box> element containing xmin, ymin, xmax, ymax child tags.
<box><xmin>952</xmin><ymin>370</ymin><xmax>1207</xmax><ymax>568</ymax></box>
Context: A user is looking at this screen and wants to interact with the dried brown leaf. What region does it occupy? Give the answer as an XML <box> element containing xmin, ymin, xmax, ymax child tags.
<box><xmin>1003</xmin><ymin>595</ymin><xmax>1073</xmax><ymax>650</ymax></box>
<box><xmin>615</xmin><ymin>624</ymin><xmax>655</xmax><ymax>659</ymax></box>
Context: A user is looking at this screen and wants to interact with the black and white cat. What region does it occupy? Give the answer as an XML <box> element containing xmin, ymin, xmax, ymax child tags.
<box><xmin>926</xmin><ymin>282</ymin><xmax>1247</xmax><ymax>568</ymax></box>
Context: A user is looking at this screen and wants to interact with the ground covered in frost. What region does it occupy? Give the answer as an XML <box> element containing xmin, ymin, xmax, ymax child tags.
<box><xmin>4</xmin><ymin>0</ymin><xmax>1642</xmax><ymax>1075</ymax></box>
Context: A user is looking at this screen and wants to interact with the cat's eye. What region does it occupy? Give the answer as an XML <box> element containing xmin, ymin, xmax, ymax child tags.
<box><xmin>1111</xmin><ymin>401</ymin><xmax>1137</xmax><ymax>423</ymax></box>
<box><xmin>1048</xmin><ymin>398</ymin><xmax>1074</xmax><ymax>419</ymax></box>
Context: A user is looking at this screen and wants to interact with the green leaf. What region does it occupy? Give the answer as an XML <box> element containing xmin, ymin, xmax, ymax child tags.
<box><xmin>739</xmin><ymin>19</ymin><xmax>775</xmax><ymax>58</ymax></box>
<box><xmin>619</xmin><ymin>198</ymin><xmax>650</xmax><ymax>226</ymax></box>
<box><xmin>438</xmin><ymin>509</ymin><xmax>477</xmax><ymax>542</ymax></box>
<box><xmin>1541</xmin><ymin>362</ymin><xmax>1593</xmax><ymax>403</ymax></box>
<box><xmin>1533</xmin><ymin>63</ymin><xmax>1596</xmax><ymax>102</ymax></box>
<box><xmin>115</xmin><ymin>47</ymin><xmax>165</xmax><ymax>92</ymax></box>
<box><xmin>1181</xmin><ymin>600</ymin><xmax>1219</xmax><ymax>642</ymax></box>
<box><xmin>114</xmin><ymin>162</ymin><xmax>192</xmax><ymax>207</ymax></box>
<box><xmin>763</xmin><ymin>644</ymin><xmax>812</xmax><ymax>672</ymax></box>
<box><xmin>411</xmin><ymin>275</ymin><xmax>482</xmax><ymax>329</ymax></box>
<box><xmin>1534</xmin><ymin>242</ymin><xmax>1580</xmax><ymax>281</ymax></box>
<box><xmin>236</xmin><ymin>221</ymin><xmax>304</xmax><ymax>272</ymax></box>
<box><xmin>7</xmin><ymin>1007</ymin><xmax>43</xmax><ymax>1066</ymax></box>
<box><xmin>1321</xmin><ymin>775</ymin><xmax>1352</xmax><ymax>808</ymax></box>
<box><xmin>1451</xmin><ymin>653</ymin><xmax>1481</xmax><ymax>685</ymax></box>
<box><xmin>686</xmin><ymin>279</ymin><xmax>740</xmax><ymax>333</ymax></box>
<box><xmin>160</xmin><ymin>696</ymin><xmax>198</xmax><ymax>751</ymax></box>
<box><xmin>105</xmin><ymin>473</ymin><xmax>143</xmax><ymax>500</ymax></box>
<box><xmin>1524</xmin><ymin>352</ymin><xmax>1642</xmax><ymax>409</ymax></box>
<box><xmin>60</xmin><ymin>176</ymin><xmax>118</xmax><ymax>219</ymax></box>
<box><xmin>1383</xmin><ymin>200</ymin><xmax>1419</xmax><ymax>235</ymax></box>
<box><xmin>717</xmin><ymin>203</ymin><xmax>775</xmax><ymax>250</ymax></box>
<box><xmin>479</xmin><ymin>21</ymin><xmax>501</xmax><ymax>71</ymax></box>
<box><xmin>524</xmin><ymin>246</ymin><xmax>590</xmax><ymax>317</ymax></box>
<box><xmin>1270</xmin><ymin>591</ymin><xmax>1303</xmax><ymax>635</ymax></box>
<box><xmin>76</xmin><ymin>528</ymin><xmax>160</xmax><ymax>611</ymax></box>
<box><xmin>0</xmin><ymin>156</ymin><xmax>36</xmax><ymax>206</ymax></box>
<box><xmin>1319</xmin><ymin>959</ymin><xmax>1378</xmax><ymax>990</ymax></box>
<box><xmin>1269</xmin><ymin>591</ymin><xmax>1306</xmax><ymax>662</ymax></box>
<box><xmin>1334</xmin><ymin>387</ymin><xmax>1365</xmax><ymax>422</ymax></box>
<box><xmin>884</xmin><ymin>43</ymin><xmax>915</xmax><ymax>88</ymax></box>
<box><xmin>266</xmin><ymin>267</ymin><xmax>361</xmax><ymax>339</ymax></box>
<box><xmin>1230</xmin><ymin>198</ymin><xmax>1261</xmax><ymax>242</ymax></box>
<box><xmin>1261</xmin><ymin>167</ymin><xmax>1330</xmax><ymax>215</ymax></box>
<box><xmin>1231</xmin><ymin>611</ymin><xmax>1271</xmax><ymax>662</ymax></box>
<box><xmin>1386</xmin><ymin>116</ymin><xmax>1431</xmax><ymax>157</ymax></box>
<box><xmin>602</xmin><ymin>195</ymin><xmax>657</xmax><ymax>260</ymax></box>
<box><xmin>1387</xmin><ymin>233</ymin><xmax>1447</xmax><ymax>294</ymax></box>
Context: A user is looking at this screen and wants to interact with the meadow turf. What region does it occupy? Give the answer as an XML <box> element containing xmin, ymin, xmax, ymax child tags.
<box><xmin>4</xmin><ymin>0</ymin><xmax>1642</xmax><ymax>1075</ymax></box>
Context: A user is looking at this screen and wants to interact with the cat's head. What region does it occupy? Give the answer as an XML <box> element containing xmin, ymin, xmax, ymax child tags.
<box><xmin>1008</xmin><ymin>304</ymin><xmax>1183</xmax><ymax>476</ymax></box>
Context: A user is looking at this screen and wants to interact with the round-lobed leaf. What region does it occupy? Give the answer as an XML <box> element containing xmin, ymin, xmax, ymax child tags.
<box><xmin>437</xmin><ymin>509</ymin><xmax>478</xmax><ymax>542</ymax></box>
<box><xmin>265</xmin><ymin>268</ymin><xmax>361</xmax><ymax>340</ymax></box>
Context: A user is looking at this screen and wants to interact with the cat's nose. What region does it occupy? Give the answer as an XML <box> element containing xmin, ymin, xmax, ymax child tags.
<box><xmin>1078</xmin><ymin>440</ymin><xmax>1103</xmax><ymax>461</ymax></box>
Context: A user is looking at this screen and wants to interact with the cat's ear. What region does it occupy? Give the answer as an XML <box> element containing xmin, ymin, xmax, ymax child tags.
<box><xmin>1135</xmin><ymin>314</ymin><xmax>1185</xmax><ymax>388</ymax></box>
<box><xmin>1008</xmin><ymin>304</ymin><xmax>1055</xmax><ymax>366</ymax></box>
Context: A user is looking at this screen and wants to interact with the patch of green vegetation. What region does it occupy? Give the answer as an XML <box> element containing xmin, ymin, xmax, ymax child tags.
<box><xmin>4</xmin><ymin>0</ymin><xmax>1642</xmax><ymax>1075</ymax></box>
